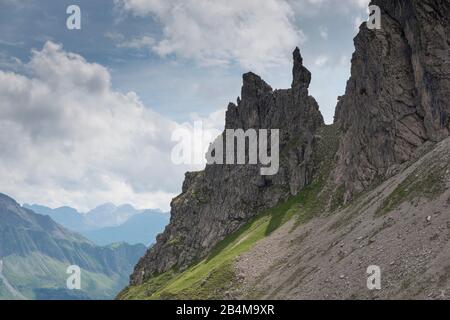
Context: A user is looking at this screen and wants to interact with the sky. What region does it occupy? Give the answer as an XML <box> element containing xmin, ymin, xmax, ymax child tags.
<box><xmin>0</xmin><ymin>0</ymin><xmax>370</xmax><ymax>211</ymax></box>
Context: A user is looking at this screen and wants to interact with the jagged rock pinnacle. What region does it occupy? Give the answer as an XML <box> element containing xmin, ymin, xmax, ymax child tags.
<box><xmin>129</xmin><ymin>47</ymin><xmax>324</xmax><ymax>284</ymax></box>
<box><xmin>292</xmin><ymin>47</ymin><xmax>311</xmax><ymax>90</ymax></box>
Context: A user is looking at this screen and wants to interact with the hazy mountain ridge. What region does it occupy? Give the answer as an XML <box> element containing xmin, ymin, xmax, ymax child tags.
<box><xmin>81</xmin><ymin>211</ymin><xmax>169</xmax><ymax>246</ymax></box>
<box><xmin>0</xmin><ymin>193</ymin><xmax>146</xmax><ymax>300</ymax></box>
<box><xmin>24</xmin><ymin>203</ymin><xmax>168</xmax><ymax>246</ymax></box>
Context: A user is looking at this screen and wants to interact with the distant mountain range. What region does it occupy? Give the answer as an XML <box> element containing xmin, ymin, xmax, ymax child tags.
<box><xmin>81</xmin><ymin>212</ymin><xmax>169</xmax><ymax>246</ymax></box>
<box><xmin>24</xmin><ymin>203</ymin><xmax>169</xmax><ymax>246</ymax></box>
<box><xmin>0</xmin><ymin>193</ymin><xmax>146</xmax><ymax>300</ymax></box>
<box><xmin>23</xmin><ymin>205</ymin><xmax>87</xmax><ymax>231</ymax></box>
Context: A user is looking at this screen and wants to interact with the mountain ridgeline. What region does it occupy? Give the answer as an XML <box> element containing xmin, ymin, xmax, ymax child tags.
<box><xmin>24</xmin><ymin>203</ymin><xmax>169</xmax><ymax>246</ymax></box>
<box><xmin>121</xmin><ymin>0</ymin><xmax>450</xmax><ymax>299</ymax></box>
<box><xmin>24</xmin><ymin>202</ymin><xmax>164</xmax><ymax>231</ymax></box>
<box><xmin>0</xmin><ymin>193</ymin><xmax>146</xmax><ymax>300</ymax></box>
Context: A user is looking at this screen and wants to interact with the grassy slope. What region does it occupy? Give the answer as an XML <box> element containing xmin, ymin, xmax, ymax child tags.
<box><xmin>0</xmin><ymin>200</ymin><xmax>146</xmax><ymax>300</ymax></box>
<box><xmin>2</xmin><ymin>252</ymin><xmax>122</xmax><ymax>299</ymax></box>
<box><xmin>119</xmin><ymin>124</ymin><xmax>342</xmax><ymax>300</ymax></box>
<box><xmin>120</xmin><ymin>191</ymin><xmax>310</xmax><ymax>299</ymax></box>
<box><xmin>376</xmin><ymin>162</ymin><xmax>447</xmax><ymax>216</ymax></box>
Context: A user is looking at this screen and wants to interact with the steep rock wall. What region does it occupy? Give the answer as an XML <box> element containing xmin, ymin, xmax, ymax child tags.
<box><xmin>334</xmin><ymin>0</ymin><xmax>450</xmax><ymax>199</ymax></box>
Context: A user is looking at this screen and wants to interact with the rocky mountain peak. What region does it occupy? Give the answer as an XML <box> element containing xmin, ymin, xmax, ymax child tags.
<box><xmin>241</xmin><ymin>72</ymin><xmax>273</xmax><ymax>101</ymax></box>
<box><xmin>130</xmin><ymin>47</ymin><xmax>324</xmax><ymax>285</ymax></box>
<box><xmin>292</xmin><ymin>46</ymin><xmax>311</xmax><ymax>90</ymax></box>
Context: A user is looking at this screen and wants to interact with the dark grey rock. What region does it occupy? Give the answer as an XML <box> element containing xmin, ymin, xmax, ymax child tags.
<box><xmin>130</xmin><ymin>48</ymin><xmax>324</xmax><ymax>284</ymax></box>
<box><xmin>333</xmin><ymin>0</ymin><xmax>450</xmax><ymax>200</ymax></box>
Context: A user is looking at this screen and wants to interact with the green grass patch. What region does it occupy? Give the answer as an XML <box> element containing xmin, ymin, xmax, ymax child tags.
<box><xmin>1</xmin><ymin>253</ymin><xmax>121</xmax><ymax>300</ymax></box>
<box><xmin>167</xmin><ymin>236</ymin><xmax>182</xmax><ymax>247</ymax></box>
<box><xmin>122</xmin><ymin>180</ymin><xmax>327</xmax><ymax>300</ymax></box>
<box><xmin>329</xmin><ymin>184</ymin><xmax>346</xmax><ymax>212</ymax></box>
<box><xmin>118</xmin><ymin>270</ymin><xmax>177</xmax><ymax>300</ymax></box>
<box><xmin>376</xmin><ymin>165</ymin><xmax>447</xmax><ymax>216</ymax></box>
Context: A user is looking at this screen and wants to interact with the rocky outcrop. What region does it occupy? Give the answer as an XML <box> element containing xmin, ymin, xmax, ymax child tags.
<box><xmin>130</xmin><ymin>48</ymin><xmax>324</xmax><ymax>284</ymax></box>
<box><xmin>334</xmin><ymin>0</ymin><xmax>450</xmax><ymax>200</ymax></box>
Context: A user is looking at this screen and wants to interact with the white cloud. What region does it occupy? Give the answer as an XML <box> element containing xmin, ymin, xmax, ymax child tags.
<box><xmin>314</xmin><ymin>55</ymin><xmax>329</xmax><ymax>67</ymax></box>
<box><xmin>352</xmin><ymin>0</ymin><xmax>370</xmax><ymax>9</ymax></box>
<box><xmin>0</xmin><ymin>41</ymin><xmax>222</xmax><ymax>211</ymax></box>
<box><xmin>120</xmin><ymin>35</ymin><xmax>155</xmax><ymax>49</ymax></box>
<box><xmin>171</xmin><ymin>109</ymin><xmax>226</xmax><ymax>168</ymax></box>
<box><xmin>319</xmin><ymin>26</ymin><xmax>328</xmax><ymax>40</ymax></box>
<box><xmin>115</xmin><ymin>0</ymin><xmax>306</xmax><ymax>72</ymax></box>
<box><xmin>106</xmin><ymin>32</ymin><xmax>155</xmax><ymax>50</ymax></box>
<box><xmin>288</xmin><ymin>0</ymin><xmax>370</xmax><ymax>16</ymax></box>
<box><xmin>0</xmin><ymin>51</ymin><xmax>22</xmax><ymax>70</ymax></box>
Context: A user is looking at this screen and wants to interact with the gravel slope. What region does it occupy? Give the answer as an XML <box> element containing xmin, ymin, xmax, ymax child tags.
<box><xmin>235</xmin><ymin>137</ymin><xmax>450</xmax><ymax>300</ymax></box>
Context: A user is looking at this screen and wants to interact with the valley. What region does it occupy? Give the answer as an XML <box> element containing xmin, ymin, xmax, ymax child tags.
<box><xmin>0</xmin><ymin>193</ymin><xmax>147</xmax><ymax>300</ymax></box>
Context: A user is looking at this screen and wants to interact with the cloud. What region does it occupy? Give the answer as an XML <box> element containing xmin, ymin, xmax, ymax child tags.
<box><xmin>115</xmin><ymin>0</ymin><xmax>306</xmax><ymax>72</ymax></box>
<box><xmin>105</xmin><ymin>32</ymin><xmax>155</xmax><ymax>50</ymax></box>
<box><xmin>352</xmin><ymin>0</ymin><xmax>370</xmax><ymax>8</ymax></box>
<box><xmin>0</xmin><ymin>41</ymin><xmax>218</xmax><ymax>211</ymax></box>
<box><xmin>171</xmin><ymin>109</ymin><xmax>226</xmax><ymax>167</ymax></box>
<box><xmin>319</xmin><ymin>26</ymin><xmax>328</xmax><ymax>40</ymax></box>
<box><xmin>288</xmin><ymin>0</ymin><xmax>370</xmax><ymax>16</ymax></box>
<box><xmin>120</xmin><ymin>35</ymin><xmax>155</xmax><ymax>49</ymax></box>
<box><xmin>314</xmin><ymin>55</ymin><xmax>329</xmax><ymax>67</ymax></box>
<box><xmin>0</xmin><ymin>51</ymin><xmax>22</xmax><ymax>70</ymax></box>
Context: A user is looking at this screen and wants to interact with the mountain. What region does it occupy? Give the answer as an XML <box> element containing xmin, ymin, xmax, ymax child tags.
<box><xmin>24</xmin><ymin>203</ymin><xmax>168</xmax><ymax>246</ymax></box>
<box><xmin>84</xmin><ymin>203</ymin><xmax>142</xmax><ymax>229</ymax></box>
<box><xmin>119</xmin><ymin>0</ymin><xmax>450</xmax><ymax>300</ymax></box>
<box><xmin>128</xmin><ymin>47</ymin><xmax>324</xmax><ymax>282</ymax></box>
<box><xmin>24</xmin><ymin>203</ymin><xmax>144</xmax><ymax>231</ymax></box>
<box><xmin>81</xmin><ymin>211</ymin><xmax>169</xmax><ymax>246</ymax></box>
<box><xmin>0</xmin><ymin>193</ymin><xmax>146</xmax><ymax>300</ymax></box>
<box><xmin>24</xmin><ymin>204</ymin><xmax>86</xmax><ymax>232</ymax></box>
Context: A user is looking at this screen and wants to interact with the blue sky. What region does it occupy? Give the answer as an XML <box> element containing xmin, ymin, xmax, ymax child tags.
<box><xmin>0</xmin><ymin>0</ymin><xmax>370</xmax><ymax>211</ymax></box>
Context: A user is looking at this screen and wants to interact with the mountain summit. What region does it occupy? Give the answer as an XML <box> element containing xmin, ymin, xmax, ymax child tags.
<box><xmin>130</xmin><ymin>46</ymin><xmax>324</xmax><ymax>285</ymax></box>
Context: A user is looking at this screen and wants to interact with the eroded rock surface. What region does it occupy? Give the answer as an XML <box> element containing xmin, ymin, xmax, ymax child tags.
<box><xmin>334</xmin><ymin>0</ymin><xmax>450</xmax><ymax>200</ymax></box>
<box><xmin>130</xmin><ymin>49</ymin><xmax>324</xmax><ymax>284</ymax></box>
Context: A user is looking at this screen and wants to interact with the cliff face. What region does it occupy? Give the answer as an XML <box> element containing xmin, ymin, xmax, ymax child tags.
<box><xmin>130</xmin><ymin>49</ymin><xmax>324</xmax><ymax>284</ymax></box>
<box><xmin>334</xmin><ymin>0</ymin><xmax>450</xmax><ymax>200</ymax></box>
